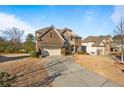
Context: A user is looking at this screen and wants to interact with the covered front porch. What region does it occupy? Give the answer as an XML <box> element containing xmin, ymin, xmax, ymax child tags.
<box><xmin>63</xmin><ymin>45</ymin><xmax>78</xmax><ymax>55</ymax></box>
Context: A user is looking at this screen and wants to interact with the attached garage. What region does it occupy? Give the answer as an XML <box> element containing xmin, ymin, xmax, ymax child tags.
<box><xmin>42</xmin><ymin>46</ymin><xmax>61</xmax><ymax>56</ymax></box>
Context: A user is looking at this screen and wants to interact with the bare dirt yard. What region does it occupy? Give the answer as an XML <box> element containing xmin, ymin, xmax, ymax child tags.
<box><xmin>0</xmin><ymin>54</ymin><xmax>49</xmax><ymax>87</ymax></box>
<box><xmin>73</xmin><ymin>54</ymin><xmax>124</xmax><ymax>85</ymax></box>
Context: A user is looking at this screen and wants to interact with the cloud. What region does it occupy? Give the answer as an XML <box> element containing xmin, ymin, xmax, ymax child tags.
<box><xmin>0</xmin><ymin>12</ymin><xmax>35</xmax><ymax>36</ymax></box>
<box><xmin>111</xmin><ymin>6</ymin><xmax>124</xmax><ymax>24</ymax></box>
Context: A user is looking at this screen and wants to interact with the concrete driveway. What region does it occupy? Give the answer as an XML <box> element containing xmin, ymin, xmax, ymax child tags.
<box><xmin>42</xmin><ymin>56</ymin><xmax>123</xmax><ymax>87</ymax></box>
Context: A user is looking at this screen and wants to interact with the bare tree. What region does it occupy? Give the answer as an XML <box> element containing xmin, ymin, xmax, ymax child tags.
<box><xmin>114</xmin><ymin>18</ymin><xmax>124</xmax><ymax>63</ymax></box>
<box><xmin>2</xmin><ymin>27</ymin><xmax>24</xmax><ymax>49</ymax></box>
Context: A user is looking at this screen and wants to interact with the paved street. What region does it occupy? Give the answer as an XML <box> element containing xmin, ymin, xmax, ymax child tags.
<box><xmin>42</xmin><ymin>56</ymin><xmax>123</xmax><ymax>87</ymax></box>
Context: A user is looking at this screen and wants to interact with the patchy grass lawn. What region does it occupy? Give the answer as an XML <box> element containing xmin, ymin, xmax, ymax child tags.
<box><xmin>0</xmin><ymin>54</ymin><xmax>49</xmax><ymax>87</ymax></box>
<box><xmin>73</xmin><ymin>54</ymin><xmax>124</xmax><ymax>85</ymax></box>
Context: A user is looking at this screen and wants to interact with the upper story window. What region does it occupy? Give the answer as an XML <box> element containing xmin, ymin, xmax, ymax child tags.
<box><xmin>50</xmin><ymin>32</ymin><xmax>53</xmax><ymax>38</ymax></box>
<box><xmin>70</xmin><ymin>37</ymin><xmax>73</xmax><ymax>41</ymax></box>
<box><xmin>67</xmin><ymin>37</ymin><xmax>69</xmax><ymax>40</ymax></box>
<box><xmin>78</xmin><ymin>39</ymin><xmax>80</xmax><ymax>42</ymax></box>
<box><xmin>50</xmin><ymin>32</ymin><xmax>55</xmax><ymax>38</ymax></box>
<box><xmin>76</xmin><ymin>39</ymin><xmax>80</xmax><ymax>42</ymax></box>
<box><xmin>75</xmin><ymin>38</ymin><xmax>78</xmax><ymax>42</ymax></box>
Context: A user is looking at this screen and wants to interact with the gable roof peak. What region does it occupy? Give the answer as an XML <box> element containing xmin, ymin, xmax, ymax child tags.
<box><xmin>50</xmin><ymin>25</ymin><xmax>55</xmax><ymax>29</ymax></box>
<box><xmin>63</xmin><ymin>27</ymin><xmax>72</xmax><ymax>31</ymax></box>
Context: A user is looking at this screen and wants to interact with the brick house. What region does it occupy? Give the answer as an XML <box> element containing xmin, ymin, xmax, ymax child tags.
<box><xmin>35</xmin><ymin>25</ymin><xmax>82</xmax><ymax>56</ymax></box>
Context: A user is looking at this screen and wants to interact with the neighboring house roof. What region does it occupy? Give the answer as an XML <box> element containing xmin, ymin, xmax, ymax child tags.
<box><xmin>82</xmin><ymin>35</ymin><xmax>111</xmax><ymax>47</ymax></box>
<box><xmin>113</xmin><ymin>35</ymin><xmax>124</xmax><ymax>44</ymax></box>
<box><xmin>35</xmin><ymin>25</ymin><xmax>82</xmax><ymax>40</ymax></box>
<box><xmin>82</xmin><ymin>36</ymin><xmax>99</xmax><ymax>43</ymax></box>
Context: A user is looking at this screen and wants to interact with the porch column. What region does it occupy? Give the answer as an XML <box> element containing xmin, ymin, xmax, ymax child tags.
<box><xmin>103</xmin><ymin>48</ymin><xmax>105</xmax><ymax>55</ymax></box>
<box><xmin>74</xmin><ymin>45</ymin><xmax>76</xmax><ymax>53</ymax></box>
<box><xmin>36</xmin><ymin>40</ymin><xmax>42</xmax><ymax>52</ymax></box>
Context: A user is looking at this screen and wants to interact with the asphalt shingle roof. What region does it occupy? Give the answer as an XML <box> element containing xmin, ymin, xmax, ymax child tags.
<box><xmin>82</xmin><ymin>36</ymin><xmax>110</xmax><ymax>47</ymax></box>
<box><xmin>35</xmin><ymin>25</ymin><xmax>82</xmax><ymax>39</ymax></box>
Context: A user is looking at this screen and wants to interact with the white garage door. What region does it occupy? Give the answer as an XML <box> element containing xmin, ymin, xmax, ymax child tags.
<box><xmin>43</xmin><ymin>47</ymin><xmax>61</xmax><ymax>56</ymax></box>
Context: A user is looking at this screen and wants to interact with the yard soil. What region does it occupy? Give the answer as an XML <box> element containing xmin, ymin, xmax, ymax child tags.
<box><xmin>0</xmin><ymin>54</ymin><xmax>49</xmax><ymax>87</ymax></box>
<box><xmin>73</xmin><ymin>54</ymin><xmax>124</xmax><ymax>85</ymax></box>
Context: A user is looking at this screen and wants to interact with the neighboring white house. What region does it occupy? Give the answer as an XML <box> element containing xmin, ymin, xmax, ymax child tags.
<box><xmin>81</xmin><ymin>36</ymin><xmax>112</xmax><ymax>55</ymax></box>
<box><xmin>112</xmin><ymin>35</ymin><xmax>124</xmax><ymax>52</ymax></box>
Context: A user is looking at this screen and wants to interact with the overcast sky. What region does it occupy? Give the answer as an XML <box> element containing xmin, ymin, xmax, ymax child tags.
<box><xmin>0</xmin><ymin>5</ymin><xmax>124</xmax><ymax>38</ymax></box>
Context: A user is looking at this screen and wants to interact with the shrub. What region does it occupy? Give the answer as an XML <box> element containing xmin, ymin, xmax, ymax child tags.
<box><xmin>0</xmin><ymin>47</ymin><xmax>5</xmax><ymax>53</ymax></box>
<box><xmin>30</xmin><ymin>51</ymin><xmax>40</xmax><ymax>57</ymax></box>
<box><xmin>77</xmin><ymin>51</ymin><xmax>86</xmax><ymax>55</ymax></box>
<box><xmin>0</xmin><ymin>72</ymin><xmax>16</xmax><ymax>87</ymax></box>
<box><xmin>4</xmin><ymin>46</ymin><xmax>15</xmax><ymax>53</ymax></box>
<box><xmin>61</xmin><ymin>48</ymin><xmax>66</xmax><ymax>55</ymax></box>
<box><xmin>18</xmin><ymin>49</ymin><xmax>27</xmax><ymax>53</ymax></box>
